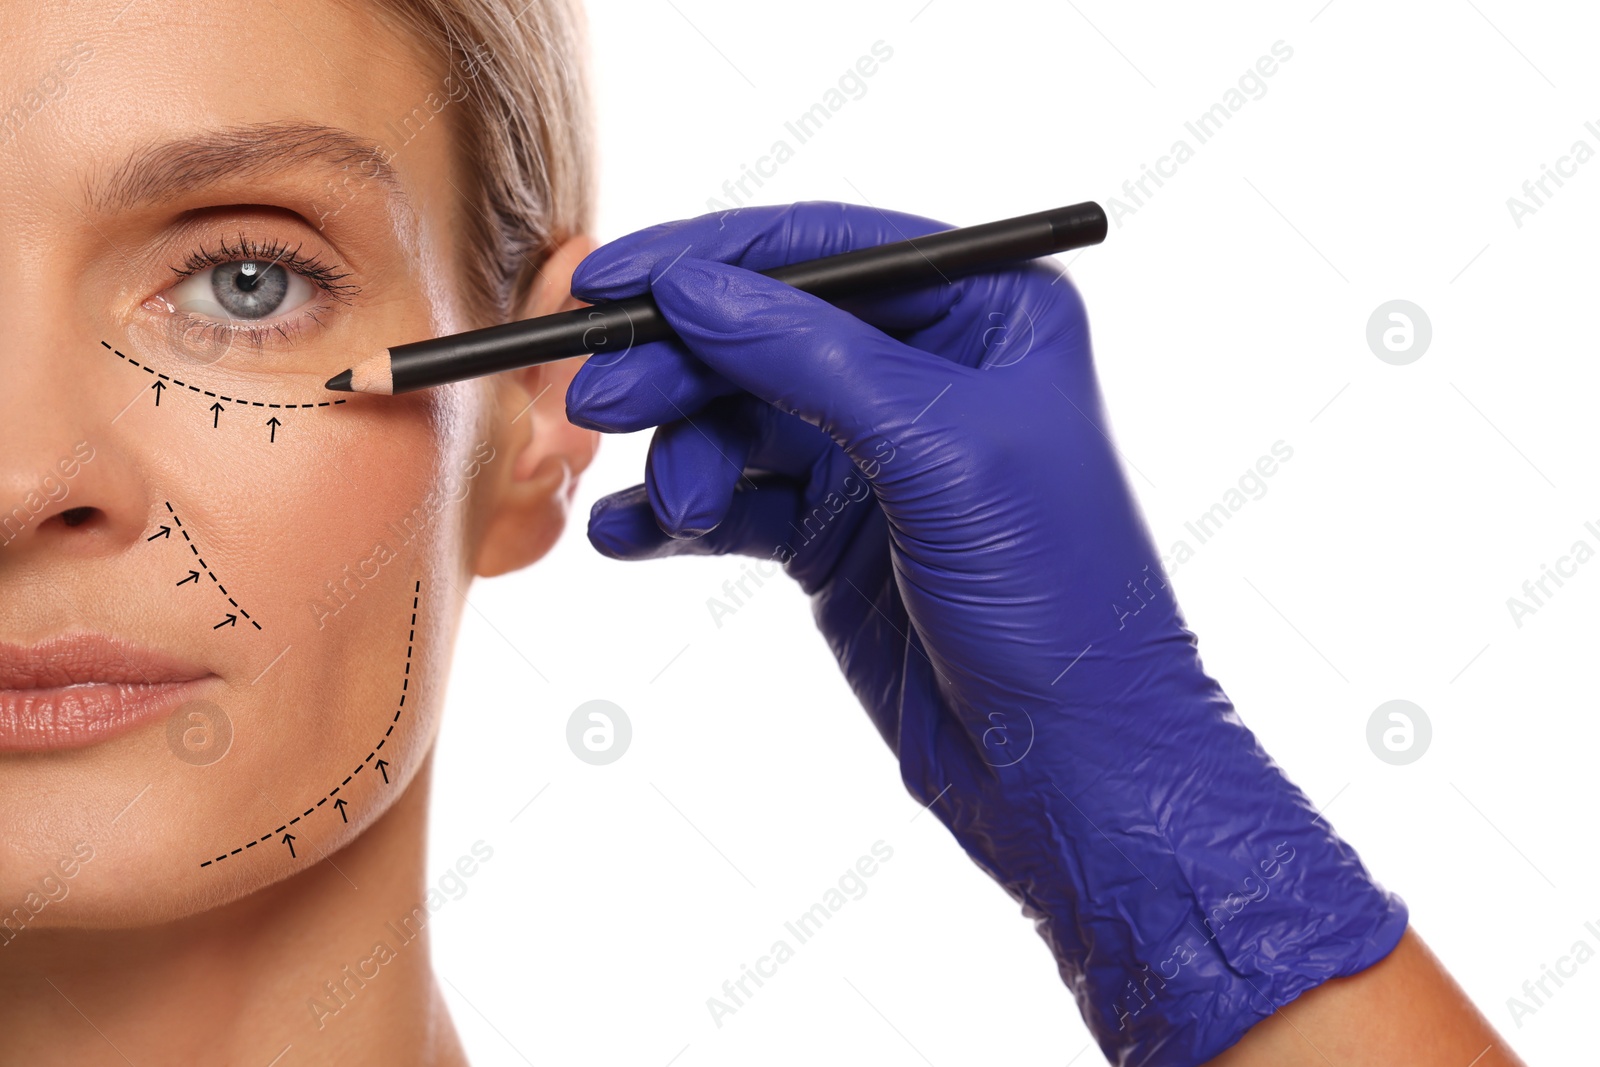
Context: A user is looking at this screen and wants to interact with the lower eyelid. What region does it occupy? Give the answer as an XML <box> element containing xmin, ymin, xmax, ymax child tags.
<box><xmin>135</xmin><ymin>296</ymin><xmax>339</xmax><ymax>363</ymax></box>
<box><xmin>122</xmin><ymin>314</ymin><xmax>282</xmax><ymax>373</ymax></box>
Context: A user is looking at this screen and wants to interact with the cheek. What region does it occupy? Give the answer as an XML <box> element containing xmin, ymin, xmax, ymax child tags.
<box><xmin>173</xmin><ymin>390</ymin><xmax>473</xmax><ymax>895</ymax></box>
<box><xmin>7</xmin><ymin>385</ymin><xmax>482</xmax><ymax>926</ymax></box>
<box><xmin>249</xmin><ymin>399</ymin><xmax>452</xmax><ymax>595</ymax></box>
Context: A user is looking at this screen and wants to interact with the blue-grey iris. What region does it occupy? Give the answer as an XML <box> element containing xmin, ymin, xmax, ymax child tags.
<box><xmin>211</xmin><ymin>261</ymin><xmax>289</xmax><ymax>319</ymax></box>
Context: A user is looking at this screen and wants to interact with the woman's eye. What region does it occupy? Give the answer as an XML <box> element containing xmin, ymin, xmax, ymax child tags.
<box><xmin>165</xmin><ymin>260</ymin><xmax>316</xmax><ymax>322</ymax></box>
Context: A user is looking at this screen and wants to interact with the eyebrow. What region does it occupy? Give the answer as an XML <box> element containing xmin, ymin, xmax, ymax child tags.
<box><xmin>87</xmin><ymin>121</ymin><xmax>403</xmax><ymax>215</ymax></box>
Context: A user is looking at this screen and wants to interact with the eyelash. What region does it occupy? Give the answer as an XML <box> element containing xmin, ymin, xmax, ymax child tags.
<box><xmin>163</xmin><ymin>234</ymin><xmax>361</xmax><ymax>343</ymax></box>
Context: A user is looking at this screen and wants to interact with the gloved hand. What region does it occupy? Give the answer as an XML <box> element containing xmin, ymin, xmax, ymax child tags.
<box><xmin>565</xmin><ymin>202</ymin><xmax>1407</xmax><ymax>1066</ymax></box>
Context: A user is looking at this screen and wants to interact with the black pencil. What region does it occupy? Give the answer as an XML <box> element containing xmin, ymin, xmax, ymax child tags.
<box><xmin>325</xmin><ymin>201</ymin><xmax>1108</xmax><ymax>395</ymax></box>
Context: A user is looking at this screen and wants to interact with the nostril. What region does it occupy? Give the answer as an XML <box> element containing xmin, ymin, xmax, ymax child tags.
<box><xmin>60</xmin><ymin>507</ymin><xmax>98</xmax><ymax>528</ymax></box>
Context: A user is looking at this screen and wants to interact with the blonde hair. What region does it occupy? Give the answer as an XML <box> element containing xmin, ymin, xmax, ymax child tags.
<box><xmin>371</xmin><ymin>0</ymin><xmax>595</xmax><ymax>325</ymax></box>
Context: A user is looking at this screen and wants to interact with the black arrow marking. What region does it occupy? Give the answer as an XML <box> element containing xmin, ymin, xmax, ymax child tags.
<box><xmin>210</xmin><ymin>401</ymin><xmax>224</xmax><ymax>428</ymax></box>
<box><xmin>152</xmin><ymin>380</ymin><xmax>165</xmax><ymax>406</ymax></box>
<box><xmin>214</xmin><ymin>613</ymin><xmax>237</xmax><ymax>629</ymax></box>
<box><xmin>147</xmin><ymin>525</ymin><xmax>171</xmax><ymax>540</ymax></box>
<box><xmin>177</xmin><ymin>570</ymin><xmax>200</xmax><ymax>586</ymax></box>
<box><xmin>267</xmin><ymin>416</ymin><xmax>281</xmax><ymax>443</ymax></box>
<box><xmin>375</xmin><ymin>759</ymin><xmax>390</xmax><ymax>784</ymax></box>
<box><xmin>333</xmin><ymin>797</ymin><xmax>349</xmax><ymax>823</ymax></box>
<box><xmin>282</xmin><ymin>833</ymin><xmax>296</xmax><ymax>858</ymax></box>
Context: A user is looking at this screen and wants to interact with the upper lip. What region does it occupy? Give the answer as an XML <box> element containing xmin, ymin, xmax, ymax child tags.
<box><xmin>0</xmin><ymin>634</ymin><xmax>212</xmax><ymax>690</ymax></box>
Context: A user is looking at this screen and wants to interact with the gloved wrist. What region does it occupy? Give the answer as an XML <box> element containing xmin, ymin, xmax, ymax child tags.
<box><xmin>914</xmin><ymin>666</ymin><xmax>1408</xmax><ymax>1067</ymax></box>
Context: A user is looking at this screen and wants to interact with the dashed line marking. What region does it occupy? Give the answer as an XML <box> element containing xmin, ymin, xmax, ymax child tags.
<box><xmin>162</xmin><ymin>503</ymin><xmax>262</xmax><ymax>630</ymax></box>
<box><xmin>101</xmin><ymin>340</ymin><xmax>348</xmax><ymax>409</ymax></box>
<box><xmin>200</xmin><ymin>581</ymin><xmax>421</xmax><ymax>868</ymax></box>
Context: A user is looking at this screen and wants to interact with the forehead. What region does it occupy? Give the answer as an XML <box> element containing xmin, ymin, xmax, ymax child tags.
<box><xmin>0</xmin><ymin>0</ymin><xmax>445</xmax><ymax>203</ymax></box>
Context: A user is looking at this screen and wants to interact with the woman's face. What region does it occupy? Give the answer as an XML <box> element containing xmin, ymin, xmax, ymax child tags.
<box><xmin>0</xmin><ymin>0</ymin><xmax>590</xmax><ymax>927</ymax></box>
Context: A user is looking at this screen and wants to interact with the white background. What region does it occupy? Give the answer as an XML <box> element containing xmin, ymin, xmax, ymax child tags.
<box><xmin>429</xmin><ymin>2</ymin><xmax>1600</xmax><ymax>1063</ymax></box>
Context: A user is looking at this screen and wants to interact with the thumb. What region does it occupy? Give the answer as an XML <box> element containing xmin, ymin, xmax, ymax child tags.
<box><xmin>647</xmin><ymin>257</ymin><xmax>962</xmax><ymax>457</ymax></box>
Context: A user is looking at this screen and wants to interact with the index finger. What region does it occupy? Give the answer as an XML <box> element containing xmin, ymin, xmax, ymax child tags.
<box><xmin>571</xmin><ymin>201</ymin><xmax>952</xmax><ymax>303</ymax></box>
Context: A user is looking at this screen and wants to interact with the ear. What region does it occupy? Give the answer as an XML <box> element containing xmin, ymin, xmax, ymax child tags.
<box><xmin>472</xmin><ymin>235</ymin><xmax>602</xmax><ymax>578</ymax></box>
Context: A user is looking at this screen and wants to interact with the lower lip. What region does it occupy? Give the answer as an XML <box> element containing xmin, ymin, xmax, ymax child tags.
<box><xmin>0</xmin><ymin>678</ymin><xmax>214</xmax><ymax>753</ymax></box>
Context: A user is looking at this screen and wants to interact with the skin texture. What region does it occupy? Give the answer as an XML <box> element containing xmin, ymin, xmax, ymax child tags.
<box><xmin>0</xmin><ymin>1</ymin><xmax>596</xmax><ymax>1063</ymax></box>
<box><xmin>1211</xmin><ymin>929</ymin><xmax>1525</xmax><ymax>1066</ymax></box>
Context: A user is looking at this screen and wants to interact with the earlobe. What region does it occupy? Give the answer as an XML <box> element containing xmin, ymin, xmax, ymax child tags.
<box><xmin>471</xmin><ymin>235</ymin><xmax>602</xmax><ymax>579</ymax></box>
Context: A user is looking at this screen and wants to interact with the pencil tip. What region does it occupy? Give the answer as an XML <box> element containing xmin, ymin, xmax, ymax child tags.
<box><xmin>325</xmin><ymin>369</ymin><xmax>354</xmax><ymax>392</ymax></box>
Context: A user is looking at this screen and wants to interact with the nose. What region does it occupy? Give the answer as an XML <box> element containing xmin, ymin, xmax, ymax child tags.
<box><xmin>0</xmin><ymin>142</ymin><xmax>159</xmax><ymax>564</ymax></box>
<box><xmin>0</xmin><ymin>412</ymin><xmax>150</xmax><ymax>558</ymax></box>
<box><xmin>0</xmin><ymin>440</ymin><xmax>100</xmax><ymax>545</ymax></box>
<box><xmin>0</xmin><ymin>333</ymin><xmax>155</xmax><ymax>561</ymax></box>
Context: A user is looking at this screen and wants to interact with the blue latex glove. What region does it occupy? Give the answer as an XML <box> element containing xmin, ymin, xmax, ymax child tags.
<box><xmin>566</xmin><ymin>202</ymin><xmax>1407</xmax><ymax>1066</ymax></box>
